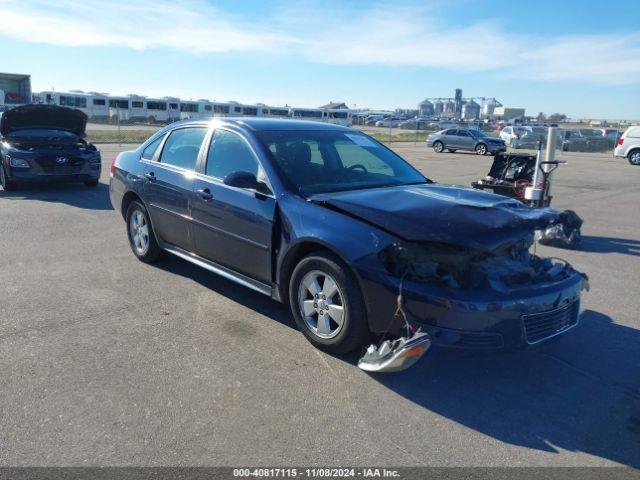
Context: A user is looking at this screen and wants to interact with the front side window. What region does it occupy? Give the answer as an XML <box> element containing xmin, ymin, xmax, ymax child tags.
<box><xmin>132</xmin><ymin>101</ymin><xmax>143</xmax><ymax>108</ymax></box>
<box><xmin>206</xmin><ymin>130</ymin><xmax>259</xmax><ymax>179</ymax></box>
<box><xmin>93</xmin><ymin>98</ymin><xmax>106</xmax><ymax>106</ymax></box>
<box><xmin>257</xmin><ymin>130</ymin><xmax>427</xmax><ymax>195</ymax></box>
<box><xmin>141</xmin><ymin>135</ymin><xmax>165</xmax><ymax>160</ymax></box>
<box><xmin>158</xmin><ymin>127</ymin><xmax>207</xmax><ymax>170</ymax></box>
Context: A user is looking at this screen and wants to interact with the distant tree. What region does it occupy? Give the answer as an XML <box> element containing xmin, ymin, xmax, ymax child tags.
<box><xmin>548</xmin><ymin>113</ymin><xmax>567</xmax><ymax>122</ymax></box>
<box><xmin>537</xmin><ymin>112</ymin><xmax>546</xmax><ymax>121</ymax></box>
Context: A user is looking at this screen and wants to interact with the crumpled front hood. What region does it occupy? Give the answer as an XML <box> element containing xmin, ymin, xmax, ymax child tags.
<box><xmin>1</xmin><ymin>104</ymin><xmax>87</xmax><ymax>137</ymax></box>
<box><xmin>311</xmin><ymin>184</ymin><xmax>560</xmax><ymax>251</ymax></box>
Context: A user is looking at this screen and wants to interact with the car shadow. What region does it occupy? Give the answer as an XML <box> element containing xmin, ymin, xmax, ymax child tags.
<box><xmin>371</xmin><ymin>309</ymin><xmax>640</xmax><ymax>466</ymax></box>
<box><xmin>140</xmin><ymin>255</ymin><xmax>640</xmax><ymax>466</ymax></box>
<box><xmin>0</xmin><ymin>182</ymin><xmax>113</xmax><ymax>210</ymax></box>
<box><xmin>154</xmin><ymin>254</ymin><xmax>296</xmax><ymax>331</ymax></box>
<box><xmin>579</xmin><ymin>235</ymin><xmax>640</xmax><ymax>257</ymax></box>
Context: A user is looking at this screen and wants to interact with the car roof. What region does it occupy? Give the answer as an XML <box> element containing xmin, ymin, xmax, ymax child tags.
<box><xmin>168</xmin><ymin>117</ymin><xmax>353</xmax><ymax>132</ymax></box>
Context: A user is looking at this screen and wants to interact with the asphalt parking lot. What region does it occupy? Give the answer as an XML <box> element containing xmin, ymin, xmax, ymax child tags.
<box><xmin>1</xmin><ymin>143</ymin><xmax>638</xmax><ymax>467</ymax></box>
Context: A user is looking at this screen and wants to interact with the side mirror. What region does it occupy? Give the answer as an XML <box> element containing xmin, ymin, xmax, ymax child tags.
<box><xmin>223</xmin><ymin>170</ymin><xmax>269</xmax><ymax>193</ymax></box>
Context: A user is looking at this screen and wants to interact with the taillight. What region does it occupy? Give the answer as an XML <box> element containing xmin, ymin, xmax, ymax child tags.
<box><xmin>110</xmin><ymin>153</ymin><xmax>119</xmax><ymax>178</ymax></box>
<box><xmin>617</xmin><ymin>137</ymin><xmax>624</xmax><ymax>146</ymax></box>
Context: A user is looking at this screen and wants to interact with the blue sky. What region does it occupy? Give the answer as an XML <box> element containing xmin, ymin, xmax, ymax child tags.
<box><xmin>1</xmin><ymin>0</ymin><xmax>639</xmax><ymax>119</ymax></box>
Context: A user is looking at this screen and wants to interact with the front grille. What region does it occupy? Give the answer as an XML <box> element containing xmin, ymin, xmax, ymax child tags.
<box><xmin>522</xmin><ymin>300</ymin><xmax>579</xmax><ymax>344</ymax></box>
<box><xmin>36</xmin><ymin>156</ymin><xmax>85</xmax><ymax>173</ymax></box>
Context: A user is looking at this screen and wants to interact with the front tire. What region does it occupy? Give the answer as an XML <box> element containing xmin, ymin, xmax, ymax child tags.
<box><xmin>433</xmin><ymin>141</ymin><xmax>444</xmax><ymax>153</ymax></box>
<box><xmin>475</xmin><ymin>143</ymin><xmax>488</xmax><ymax>155</ymax></box>
<box><xmin>126</xmin><ymin>200</ymin><xmax>162</xmax><ymax>263</ymax></box>
<box><xmin>628</xmin><ymin>150</ymin><xmax>640</xmax><ymax>166</ymax></box>
<box><xmin>0</xmin><ymin>165</ymin><xmax>16</xmax><ymax>191</ymax></box>
<box><xmin>289</xmin><ymin>252</ymin><xmax>369</xmax><ymax>354</ymax></box>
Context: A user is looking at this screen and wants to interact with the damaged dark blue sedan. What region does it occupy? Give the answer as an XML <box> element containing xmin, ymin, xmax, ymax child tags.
<box><xmin>109</xmin><ymin>118</ymin><xmax>588</xmax><ymax>355</ymax></box>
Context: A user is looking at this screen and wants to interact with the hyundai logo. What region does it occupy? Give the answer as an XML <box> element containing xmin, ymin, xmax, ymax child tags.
<box><xmin>55</xmin><ymin>157</ymin><xmax>69</xmax><ymax>165</ymax></box>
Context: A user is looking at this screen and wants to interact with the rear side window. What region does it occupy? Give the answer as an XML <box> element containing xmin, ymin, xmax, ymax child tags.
<box><xmin>159</xmin><ymin>128</ymin><xmax>207</xmax><ymax>170</ymax></box>
<box><xmin>205</xmin><ymin>130</ymin><xmax>259</xmax><ymax>179</ymax></box>
<box><xmin>141</xmin><ymin>135</ymin><xmax>164</xmax><ymax>160</ymax></box>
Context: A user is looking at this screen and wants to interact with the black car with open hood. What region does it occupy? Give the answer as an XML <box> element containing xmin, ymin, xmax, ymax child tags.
<box><xmin>0</xmin><ymin>104</ymin><xmax>101</xmax><ymax>190</ymax></box>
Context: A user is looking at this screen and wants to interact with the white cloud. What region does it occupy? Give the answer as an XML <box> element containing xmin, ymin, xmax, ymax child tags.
<box><xmin>0</xmin><ymin>0</ymin><xmax>296</xmax><ymax>52</ymax></box>
<box><xmin>1</xmin><ymin>0</ymin><xmax>639</xmax><ymax>85</ymax></box>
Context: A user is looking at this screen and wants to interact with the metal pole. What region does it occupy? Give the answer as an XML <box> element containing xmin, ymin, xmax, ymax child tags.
<box><xmin>117</xmin><ymin>105</ymin><xmax>121</xmax><ymax>148</ymax></box>
<box><xmin>543</xmin><ymin>127</ymin><xmax>558</xmax><ymax>203</ymax></box>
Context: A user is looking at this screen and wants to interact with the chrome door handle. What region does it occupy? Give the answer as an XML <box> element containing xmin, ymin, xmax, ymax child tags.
<box><xmin>145</xmin><ymin>172</ymin><xmax>156</xmax><ymax>181</ymax></box>
<box><xmin>197</xmin><ymin>188</ymin><xmax>213</xmax><ymax>200</ymax></box>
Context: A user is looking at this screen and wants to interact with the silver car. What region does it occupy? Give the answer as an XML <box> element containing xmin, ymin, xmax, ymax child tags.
<box><xmin>426</xmin><ymin>128</ymin><xmax>507</xmax><ymax>155</ymax></box>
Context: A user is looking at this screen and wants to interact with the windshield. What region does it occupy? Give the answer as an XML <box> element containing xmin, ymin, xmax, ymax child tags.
<box><xmin>8</xmin><ymin>128</ymin><xmax>79</xmax><ymax>139</ymax></box>
<box><xmin>256</xmin><ymin>130</ymin><xmax>428</xmax><ymax>195</ymax></box>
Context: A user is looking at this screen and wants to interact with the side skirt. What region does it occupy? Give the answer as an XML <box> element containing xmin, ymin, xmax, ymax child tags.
<box><xmin>164</xmin><ymin>246</ymin><xmax>273</xmax><ymax>297</ymax></box>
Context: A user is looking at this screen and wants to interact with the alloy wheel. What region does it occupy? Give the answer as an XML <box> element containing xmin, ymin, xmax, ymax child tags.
<box><xmin>476</xmin><ymin>144</ymin><xmax>487</xmax><ymax>155</ymax></box>
<box><xmin>298</xmin><ymin>270</ymin><xmax>345</xmax><ymax>339</ymax></box>
<box><xmin>129</xmin><ymin>209</ymin><xmax>150</xmax><ymax>255</ymax></box>
<box><xmin>630</xmin><ymin>151</ymin><xmax>640</xmax><ymax>165</ymax></box>
<box><xmin>433</xmin><ymin>142</ymin><xmax>444</xmax><ymax>153</ymax></box>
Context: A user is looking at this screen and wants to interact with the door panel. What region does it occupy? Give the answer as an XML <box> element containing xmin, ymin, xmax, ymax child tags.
<box><xmin>458</xmin><ymin>130</ymin><xmax>475</xmax><ymax>149</ymax></box>
<box><xmin>143</xmin><ymin>126</ymin><xmax>208</xmax><ymax>252</ymax></box>
<box><xmin>447</xmin><ymin>130</ymin><xmax>463</xmax><ymax>148</ymax></box>
<box><xmin>144</xmin><ymin>164</ymin><xmax>195</xmax><ymax>251</ymax></box>
<box><xmin>192</xmin><ymin>178</ymin><xmax>275</xmax><ymax>283</ymax></box>
<box><xmin>191</xmin><ymin>129</ymin><xmax>275</xmax><ymax>283</ymax></box>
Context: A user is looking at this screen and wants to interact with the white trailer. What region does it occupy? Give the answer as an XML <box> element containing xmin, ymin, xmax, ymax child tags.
<box><xmin>179</xmin><ymin>100</ymin><xmax>200</xmax><ymax>120</ymax></box>
<box><xmin>38</xmin><ymin>91</ymin><xmax>91</xmax><ymax>117</ymax></box>
<box><xmin>264</xmin><ymin>106</ymin><xmax>290</xmax><ymax>118</ymax></box>
<box><xmin>0</xmin><ymin>73</ymin><xmax>31</xmax><ymax>111</ymax></box>
<box><xmin>108</xmin><ymin>97</ymin><xmax>131</xmax><ymax>122</ymax></box>
<box><xmin>326</xmin><ymin>108</ymin><xmax>352</xmax><ymax>126</ymax></box>
<box><xmin>165</xmin><ymin>97</ymin><xmax>181</xmax><ymax>122</ymax></box>
<box><xmin>290</xmin><ymin>107</ymin><xmax>327</xmax><ymax>121</ymax></box>
<box><xmin>128</xmin><ymin>95</ymin><xmax>147</xmax><ymax>121</ymax></box>
<box><xmin>87</xmin><ymin>92</ymin><xmax>109</xmax><ymax>120</ymax></box>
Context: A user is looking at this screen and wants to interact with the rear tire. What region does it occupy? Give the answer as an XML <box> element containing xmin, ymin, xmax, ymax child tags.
<box><xmin>125</xmin><ymin>200</ymin><xmax>163</xmax><ymax>263</ymax></box>
<box><xmin>289</xmin><ymin>252</ymin><xmax>369</xmax><ymax>354</ymax></box>
<box><xmin>475</xmin><ymin>143</ymin><xmax>488</xmax><ymax>155</ymax></box>
<box><xmin>628</xmin><ymin>150</ymin><xmax>640</xmax><ymax>166</ymax></box>
<box><xmin>0</xmin><ymin>165</ymin><xmax>16</xmax><ymax>191</ymax></box>
<box><xmin>433</xmin><ymin>141</ymin><xmax>444</xmax><ymax>153</ymax></box>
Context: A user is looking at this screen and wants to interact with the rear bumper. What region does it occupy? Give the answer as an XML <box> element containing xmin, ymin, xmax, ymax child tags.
<box><xmin>358</xmin><ymin>267</ymin><xmax>585</xmax><ymax>350</ymax></box>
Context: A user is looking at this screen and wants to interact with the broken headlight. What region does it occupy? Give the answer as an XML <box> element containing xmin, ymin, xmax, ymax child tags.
<box><xmin>378</xmin><ymin>237</ymin><xmax>573</xmax><ymax>291</ymax></box>
<box><xmin>378</xmin><ymin>242</ymin><xmax>483</xmax><ymax>288</ymax></box>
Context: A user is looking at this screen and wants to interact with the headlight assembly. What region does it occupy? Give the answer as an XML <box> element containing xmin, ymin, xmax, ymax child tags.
<box><xmin>8</xmin><ymin>156</ymin><xmax>31</xmax><ymax>168</ymax></box>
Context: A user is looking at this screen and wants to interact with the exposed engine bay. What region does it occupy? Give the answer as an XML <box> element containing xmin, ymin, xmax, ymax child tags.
<box><xmin>358</xmin><ymin>235</ymin><xmax>588</xmax><ymax>373</ymax></box>
<box><xmin>378</xmin><ymin>236</ymin><xmax>579</xmax><ymax>293</ymax></box>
